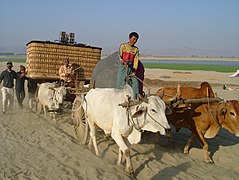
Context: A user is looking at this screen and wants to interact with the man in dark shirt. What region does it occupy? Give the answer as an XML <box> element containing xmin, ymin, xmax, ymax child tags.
<box><xmin>0</xmin><ymin>62</ymin><xmax>20</xmax><ymax>113</ymax></box>
<box><xmin>15</xmin><ymin>65</ymin><xmax>27</xmax><ymax>108</ymax></box>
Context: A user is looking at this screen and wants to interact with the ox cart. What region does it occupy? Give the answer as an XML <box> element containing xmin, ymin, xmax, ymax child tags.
<box><xmin>26</xmin><ymin>40</ymin><xmax>102</xmax><ymax>95</ymax></box>
<box><xmin>70</xmin><ymin>81</ymin><xmax>224</xmax><ymax>145</ymax></box>
<box><xmin>26</xmin><ymin>38</ymin><xmax>101</xmax><ymax>139</ymax></box>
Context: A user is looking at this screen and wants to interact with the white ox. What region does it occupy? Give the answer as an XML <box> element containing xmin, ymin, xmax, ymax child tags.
<box><xmin>37</xmin><ymin>82</ymin><xmax>67</xmax><ymax>122</ymax></box>
<box><xmin>82</xmin><ymin>85</ymin><xmax>171</xmax><ymax>174</ymax></box>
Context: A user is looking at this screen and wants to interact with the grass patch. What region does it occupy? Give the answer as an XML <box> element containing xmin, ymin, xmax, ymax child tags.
<box><xmin>143</xmin><ymin>63</ymin><xmax>237</xmax><ymax>73</ymax></box>
<box><xmin>0</xmin><ymin>58</ymin><xmax>26</xmax><ymax>63</ymax></box>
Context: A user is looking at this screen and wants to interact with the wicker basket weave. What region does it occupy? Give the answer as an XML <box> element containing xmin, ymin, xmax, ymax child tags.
<box><xmin>26</xmin><ymin>41</ymin><xmax>102</xmax><ymax>81</ymax></box>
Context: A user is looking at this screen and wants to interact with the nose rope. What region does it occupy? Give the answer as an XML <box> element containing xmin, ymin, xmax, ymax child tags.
<box><xmin>128</xmin><ymin>75</ymin><xmax>152</xmax><ymax>95</ymax></box>
<box><xmin>134</xmin><ymin>76</ymin><xmax>150</xmax><ymax>88</ymax></box>
<box><xmin>52</xmin><ymin>91</ymin><xmax>58</xmax><ymax>107</ymax></box>
<box><xmin>146</xmin><ymin>110</ymin><xmax>168</xmax><ymax>130</ymax></box>
<box><xmin>209</xmin><ymin>102</ymin><xmax>222</xmax><ymax>127</ymax></box>
<box><xmin>126</xmin><ymin>106</ymin><xmax>145</xmax><ymax>131</ymax></box>
<box><xmin>126</xmin><ymin>104</ymin><xmax>168</xmax><ymax>131</ymax></box>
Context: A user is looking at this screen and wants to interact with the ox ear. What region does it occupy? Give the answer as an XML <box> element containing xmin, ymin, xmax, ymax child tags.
<box><xmin>165</xmin><ymin>106</ymin><xmax>172</xmax><ymax>115</ymax></box>
<box><xmin>132</xmin><ymin>107</ymin><xmax>146</xmax><ymax>118</ymax></box>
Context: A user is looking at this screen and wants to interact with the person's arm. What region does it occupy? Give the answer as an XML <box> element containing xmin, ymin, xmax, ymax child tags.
<box><xmin>132</xmin><ymin>48</ymin><xmax>139</xmax><ymax>76</ymax></box>
<box><xmin>17</xmin><ymin>72</ymin><xmax>25</xmax><ymax>79</ymax></box>
<box><xmin>59</xmin><ymin>66</ymin><xmax>65</xmax><ymax>77</ymax></box>
<box><xmin>0</xmin><ymin>72</ymin><xmax>3</xmax><ymax>84</ymax></box>
<box><xmin>24</xmin><ymin>72</ymin><xmax>29</xmax><ymax>80</ymax></box>
<box><xmin>119</xmin><ymin>44</ymin><xmax>128</xmax><ymax>67</ymax></box>
<box><xmin>70</xmin><ymin>66</ymin><xmax>74</xmax><ymax>75</ymax></box>
<box><xmin>119</xmin><ymin>44</ymin><xmax>123</xmax><ymax>61</ymax></box>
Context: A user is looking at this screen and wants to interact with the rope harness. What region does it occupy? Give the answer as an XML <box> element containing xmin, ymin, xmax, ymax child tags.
<box><xmin>52</xmin><ymin>90</ymin><xmax>58</xmax><ymax>107</ymax></box>
<box><xmin>124</xmin><ymin>100</ymin><xmax>167</xmax><ymax>131</ymax></box>
<box><xmin>208</xmin><ymin>99</ymin><xmax>235</xmax><ymax>129</ymax></box>
<box><xmin>216</xmin><ymin>101</ymin><xmax>236</xmax><ymax>131</ymax></box>
<box><xmin>125</xmin><ymin>75</ymin><xmax>152</xmax><ymax>95</ymax></box>
<box><xmin>125</xmin><ymin>103</ymin><xmax>145</xmax><ymax>131</ymax></box>
<box><xmin>146</xmin><ymin>110</ymin><xmax>169</xmax><ymax>129</ymax></box>
<box><xmin>209</xmin><ymin>102</ymin><xmax>222</xmax><ymax>127</ymax></box>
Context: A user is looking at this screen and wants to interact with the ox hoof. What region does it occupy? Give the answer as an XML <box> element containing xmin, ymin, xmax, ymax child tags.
<box><xmin>205</xmin><ymin>158</ymin><xmax>214</xmax><ymax>164</ymax></box>
<box><xmin>183</xmin><ymin>149</ymin><xmax>189</xmax><ymax>154</ymax></box>
<box><xmin>117</xmin><ymin>162</ymin><xmax>122</xmax><ymax>167</ymax></box>
<box><xmin>88</xmin><ymin>144</ymin><xmax>92</xmax><ymax>149</ymax></box>
<box><xmin>96</xmin><ymin>153</ymin><xmax>101</xmax><ymax>157</ymax></box>
<box><xmin>126</xmin><ymin>170</ymin><xmax>134</xmax><ymax>178</ymax></box>
<box><xmin>129</xmin><ymin>172</ymin><xmax>135</xmax><ymax>179</ymax></box>
<box><xmin>125</xmin><ymin>167</ymin><xmax>134</xmax><ymax>176</ymax></box>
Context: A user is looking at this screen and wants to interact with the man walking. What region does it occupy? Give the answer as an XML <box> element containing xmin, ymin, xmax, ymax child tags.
<box><xmin>0</xmin><ymin>62</ymin><xmax>21</xmax><ymax>113</ymax></box>
<box><xmin>15</xmin><ymin>65</ymin><xmax>27</xmax><ymax>108</ymax></box>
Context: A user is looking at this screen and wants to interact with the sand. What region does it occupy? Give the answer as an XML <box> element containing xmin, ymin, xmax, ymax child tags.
<box><xmin>0</xmin><ymin>62</ymin><xmax>239</xmax><ymax>179</ymax></box>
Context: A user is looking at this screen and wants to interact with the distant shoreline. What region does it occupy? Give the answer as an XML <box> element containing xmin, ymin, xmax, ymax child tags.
<box><xmin>1</xmin><ymin>55</ymin><xmax>239</xmax><ymax>62</ymax></box>
<box><xmin>101</xmin><ymin>55</ymin><xmax>239</xmax><ymax>61</ymax></box>
<box><xmin>140</xmin><ymin>56</ymin><xmax>239</xmax><ymax>61</ymax></box>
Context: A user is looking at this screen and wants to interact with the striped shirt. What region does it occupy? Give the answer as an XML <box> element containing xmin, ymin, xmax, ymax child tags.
<box><xmin>119</xmin><ymin>43</ymin><xmax>139</xmax><ymax>71</ymax></box>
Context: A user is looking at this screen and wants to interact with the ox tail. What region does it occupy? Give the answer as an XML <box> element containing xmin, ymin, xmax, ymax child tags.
<box><xmin>34</xmin><ymin>84</ymin><xmax>40</xmax><ymax>103</ymax></box>
<box><xmin>92</xmin><ymin>80</ymin><xmax>95</xmax><ymax>89</ymax></box>
<box><xmin>89</xmin><ymin>78</ymin><xmax>96</xmax><ymax>89</ymax></box>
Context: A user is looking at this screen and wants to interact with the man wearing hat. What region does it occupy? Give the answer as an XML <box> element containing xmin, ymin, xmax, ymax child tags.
<box><xmin>0</xmin><ymin>62</ymin><xmax>24</xmax><ymax>114</ymax></box>
<box><xmin>58</xmin><ymin>58</ymin><xmax>73</xmax><ymax>85</ymax></box>
<box><xmin>15</xmin><ymin>65</ymin><xmax>27</xmax><ymax>108</ymax></box>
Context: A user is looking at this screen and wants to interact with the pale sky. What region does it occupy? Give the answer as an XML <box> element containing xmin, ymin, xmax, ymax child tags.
<box><xmin>0</xmin><ymin>0</ymin><xmax>239</xmax><ymax>52</ymax></box>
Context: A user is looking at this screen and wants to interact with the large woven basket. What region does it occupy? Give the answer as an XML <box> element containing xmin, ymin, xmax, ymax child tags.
<box><xmin>26</xmin><ymin>41</ymin><xmax>102</xmax><ymax>81</ymax></box>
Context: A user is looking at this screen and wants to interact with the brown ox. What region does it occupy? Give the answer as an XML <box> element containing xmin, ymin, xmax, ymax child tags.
<box><xmin>155</xmin><ymin>82</ymin><xmax>215</xmax><ymax>101</ymax></box>
<box><xmin>168</xmin><ymin>100</ymin><xmax>239</xmax><ymax>163</ymax></box>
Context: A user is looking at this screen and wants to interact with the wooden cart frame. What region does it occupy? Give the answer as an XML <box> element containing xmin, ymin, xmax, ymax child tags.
<box><xmin>25</xmin><ymin>40</ymin><xmax>101</xmax><ymax>138</ymax></box>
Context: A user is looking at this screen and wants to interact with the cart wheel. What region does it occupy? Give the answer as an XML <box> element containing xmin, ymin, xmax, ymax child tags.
<box><xmin>71</xmin><ymin>96</ymin><xmax>89</xmax><ymax>144</ymax></box>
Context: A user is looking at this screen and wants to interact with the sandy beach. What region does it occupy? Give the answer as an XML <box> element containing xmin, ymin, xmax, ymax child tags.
<box><xmin>0</xmin><ymin>62</ymin><xmax>239</xmax><ymax>179</ymax></box>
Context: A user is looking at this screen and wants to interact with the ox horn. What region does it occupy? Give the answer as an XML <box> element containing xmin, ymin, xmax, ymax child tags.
<box><xmin>138</xmin><ymin>94</ymin><xmax>148</xmax><ymax>103</ymax></box>
<box><xmin>118</xmin><ymin>100</ymin><xmax>141</xmax><ymax>108</ymax></box>
<box><xmin>158</xmin><ymin>90</ymin><xmax>164</xmax><ymax>99</ymax></box>
<box><xmin>155</xmin><ymin>88</ymin><xmax>164</xmax><ymax>99</ymax></box>
<box><xmin>48</xmin><ymin>87</ymin><xmax>55</xmax><ymax>91</ymax></box>
<box><xmin>65</xmin><ymin>87</ymin><xmax>71</xmax><ymax>91</ymax></box>
<box><xmin>164</xmin><ymin>94</ymin><xmax>178</xmax><ymax>106</ymax></box>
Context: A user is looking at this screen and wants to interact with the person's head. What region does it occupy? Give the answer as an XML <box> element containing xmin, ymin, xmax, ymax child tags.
<box><xmin>20</xmin><ymin>65</ymin><xmax>26</xmax><ymax>73</ymax></box>
<box><xmin>6</xmin><ymin>62</ymin><xmax>13</xmax><ymax>69</ymax></box>
<box><xmin>64</xmin><ymin>58</ymin><xmax>69</xmax><ymax>66</ymax></box>
<box><xmin>128</xmin><ymin>32</ymin><xmax>139</xmax><ymax>46</ymax></box>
